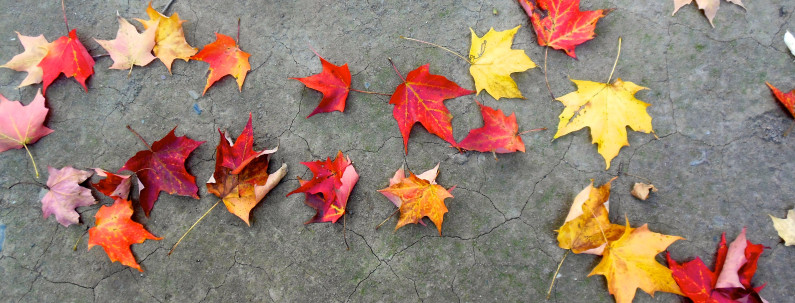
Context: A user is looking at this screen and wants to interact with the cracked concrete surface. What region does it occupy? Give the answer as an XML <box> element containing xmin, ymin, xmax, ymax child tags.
<box><xmin>1</xmin><ymin>0</ymin><xmax>794</xmax><ymax>302</ymax></box>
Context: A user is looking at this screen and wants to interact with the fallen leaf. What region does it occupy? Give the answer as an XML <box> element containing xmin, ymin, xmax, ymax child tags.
<box><xmin>120</xmin><ymin>127</ymin><xmax>204</xmax><ymax>216</ymax></box>
<box><xmin>88</xmin><ymin>198</ymin><xmax>162</xmax><ymax>272</ymax></box>
<box><xmin>207</xmin><ymin>114</ymin><xmax>288</xmax><ymax>225</ymax></box>
<box><xmin>95</xmin><ymin>16</ymin><xmax>157</xmax><ymax>71</ymax></box>
<box><xmin>389</xmin><ymin>64</ymin><xmax>474</xmax><ymax>153</ymax></box>
<box><xmin>41</xmin><ymin>166</ymin><xmax>95</xmax><ymax>227</ymax></box>
<box><xmin>378</xmin><ymin>164</ymin><xmax>453</xmax><ymax>234</ymax></box>
<box><xmin>630</xmin><ymin>182</ymin><xmax>658</xmax><ymax>201</ymax></box>
<box><xmin>557</xmin><ymin>178</ymin><xmax>626</xmax><ymax>255</ymax></box>
<box><xmin>672</xmin><ymin>0</ymin><xmax>745</xmax><ymax>27</ymax></box>
<box><xmin>589</xmin><ymin>220</ymin><xmax>683</xmax><ymax>303</ymax></box>
<box><xmin>287</xmin><ymin>151</ymin><xmax>358</xmax><ymax>224</ymax></box>
<box><xmin>518</xmin><ymin>0</ymin><xmax>611</xmax><ymax>58</ymax></box>
<box><xmin>92</xmin><ymin>168</ymin><xmax>132</xmax><ymax>200</ymax></box>
<box><xmin>770</xmin><ymin>209</ymin><xmax>795</xmax><ymax>246</ymax></box>
<box><xmin>191</xmin><ymin>33</ymin><xmax>251</xmax><ymax>96</ymax></box>
<box><xmin>0</xmin><ymin>90</ymin><xmax>53</xmax><ymax>177</ymax></box>
<box><xmin>459</xmin><ymin>101</ymin><xmax>525</xmax><ymax>153</ymax></box>
<box><xmin>38</xmin><ymin>29</ymin><xmax>95</xmax><ymax>96</ymax></box>
<box><xmin>1</xmin><ymin>32</ymin><xmax>51</xmax><ymax>87</ymax></box>
<box><xmin>468</xmin><ymin>26</ymin><xmax>535</xmax><ymax>99</ymax></box>
<box><xmin>554</xmin><ymin>78</ymin><xmax>654</xmax><ymax>169</ymax></box>
<box><xmin>766</xmin><ymin>82</ymin><xmax>795</xmax><ymax>118</ymax></box>
<box><xmin>290</xmin><ymin>53</ymin><xmax>351</xmax><ymax>117</ymax></box>
<box><xmin>785</xmin><ymin>31</ymin><xmax>795</xmax><ymax>57</ymax></box>
<box><xmin>136</xmin><ymin>1</ymin><xmax>197</xmax><ymax>72</ymax></box>
<box><xmin>715</xmin><ymin>228</ymin><xmax>764</xmax><ymax>290</ymax></box>
<box><xmin>0</xmin><ymin>89</ymin><xmax>53</xmax><ymax>154</ymax></box>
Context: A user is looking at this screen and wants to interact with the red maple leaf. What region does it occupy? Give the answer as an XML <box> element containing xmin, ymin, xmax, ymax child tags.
<box><xmin>518</xmin><ymin>0</ymin><xmax>611</xmax><ymax>58</ymax></box>
<box><xmin>766</xmin><ymin>82</ymin><xmax>795</xmax><ymax>118</ymax></box>
<box><xmin>287</xmin><ymin>151</ymin><xmax>358</xmax><ymax>224</ymax></box>
<box><xmin>88</xmin><ymin>198</ymin><xmax>161</xmax><ymax>272</ymax></box>
<box><xmin>291</xmin><ymin>53</ymin><xmax>351</xmax><ymax>117</ymax></box>
<box><xmin>458</xmin><ymin>101</ymin><xmax>525</xmax><ymax>153</ymax></box>
<box><xmin>389</xmin><ymin>64</ymin><xmax>474</xmax><ymax>153</ymax></box>
<box><xmin>667</xmin><ymin>230</ymin><xmax>767</xmax><ymax>303</ymax></box>
<box><xmin>120</xmin><ymin>127</ymin><xmax>204</xmax><ymax>216</ymax></box>
<box><xmin>39</xmin><ymin>29</ymin><xmax>95</xmax><ymax>95</ymax></box>
<box><xmin>191</xmin><ymin>33</ymin><xmax>251</xmax><ymax>96</ymax></box>
<box><xmin>92</xmin><ymin>168</ymin><xmax>132</xmax><ymax>200</ymax></box>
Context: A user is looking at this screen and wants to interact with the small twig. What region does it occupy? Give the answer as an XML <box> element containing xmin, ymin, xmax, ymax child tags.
<box><xmin>8</xmin><ymin>180</ymin><xmax>47</xmax><ymax>189</ymax></box>
<box><xmin>375</xmin><ymin>208</ymin><xmax>399</xmax><ymax>230</ymax></box>
<box><xmin>61</xmin><ymin>0</ymin><xmax>70</xmax><ymax>33</ymax></box>
<box><xmin>387</xmin><ymin>58</ymin><xmax>405</xmax><ymax>82</ymax></box>
<box><xmin>606</xmin><ymin>37</ymin><xmax>622</xmax><ymax>84</ymax></box>
<box><xmin>399</xmin><ymin>36</ymin><xmax>473</xmax><ymax>65</ymax></box>
<box><xmin>546</xmin><ymin>250</ymin><xmax>570</xmax><ymax>300</ymax></box>
<box><xmin>518</xmin><ymin>128</ymin><xmax>547</xmax><ymax>135</ymax></box>
<box><xmin>168</xmin><ymin>200</ymin><xmax>221</xmax><ymax>256</ymax></box>
<box><xmin>350</xmin><ymin>88</ymin><xmax>391</xmax><ymax>96</ymax></box>
<box><xmin>72</xmin><ymin>229</ymin><xmax>88</xmax><ymax>251</ymax></box>
<box><xmin>126</xmin><ymin>125</ymin><xmax>152</xmax><ymax>150</ymax></box>
<box><xmin>543</xmin><ymin>47</ymin><xmax>555</xmax><ymax>100</ymax></box>
<box><xmin>236</xmin><ymin>18</ymin><xmax>241</xmax><ymax>45</ymax></box>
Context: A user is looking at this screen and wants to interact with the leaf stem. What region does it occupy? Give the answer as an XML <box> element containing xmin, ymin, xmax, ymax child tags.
<box><xmin>518</xmin><ymin>128</ymin><xmax>547</xmax><ymax>135</ymax></box>
<box><xmin>546</xmin><ymin>250</ymin><xmax>570</xmax><ymax>300</ymax></box>
<box><xmin>399</xmin><ymin>36</ymin><xmax>473</xmax><ymax>65</ymax></box>
<box><xmin>72</xmin><ymin>229</ymin><xmax>88</xmax><ymax>251</ymax></box>
<box><xmin>375</xmin><ymin>208</ymin><xmax>399</xmax><ymax>230</ymax></box>
<box><xmin>236</xmin><ymin>18</ymin><xmax>241</xmax><ymax>45</ymax></box>
<box><xmin>606</xmin><ymin>37</ymin><xmax>622</xmax><ymax>84</ymax></box>
<box><xmin>387</xmin><ymin>58</ymin><xmax>405</xmax><ymax>83</ymax></box>
<box><xmin>23</xmin><ymin>144</ymin><xmax>40</xmax><ymax>178</ymax></box>
<box><xmin>343</xmin><ymin>213</ymin><xmax>349</xmax><ymax>250</ymax></box>
<box><xmin>168</xmin><ymin>200</ymin><xmax>221</xmax><ymax>256</ymax></box>
<box><xmin>61</xmin><ymin>0</ymin><xmax>70</xmax><ymax>33</ymax></box>
<box><xmin>350</xmin><ymin>88</ymin><xmax>390</xmax><ymax>96</ymax></box>
<box><xmin>126</xmin><ymin>125</ymin><xmax>152</xmax><ymax>151</ymax></box>
<box><xmin>543</xmin><ymin>47</ymin><xmax>555</xmax><ymax>100</ymax></box>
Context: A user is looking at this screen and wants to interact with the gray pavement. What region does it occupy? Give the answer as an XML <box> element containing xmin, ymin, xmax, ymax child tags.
<box><xmin>1</xmin><ymin>0</ymin><xmax>794</xmax><ymax>302</ymax></box>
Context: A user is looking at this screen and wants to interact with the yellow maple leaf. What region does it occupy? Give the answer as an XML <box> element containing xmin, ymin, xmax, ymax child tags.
<box><xmin>1</xmin><ymin>32</ymin><xmax>51</xmax><ymax>88</ymax></box>
<box><xmin>554</xmin><ymin>78</ymin><xmax>653</xmax><ymax>169</ymax></box>
<box><xmin>378</xmin><ymin>166</ymin><xmax>453</xmax><ymax>235</ymax></box>
<box><xmin>469</xmin><ymin>26</ymin><xmax>536</xmax><ymax>100</ymax></box>
<box><xmin>589</xmin><ymin>221</ymin><xmax>683</xmax><ymax>303</ymax></box>
<box><xmin>136</xmin><ymin>2</ymin><xmax>197</xmax><ymax>73</ymax></box>
<box><xmin>557</xmin><ymin>178</ymin><xmax>626</xmax><ymax>255</ymax></box>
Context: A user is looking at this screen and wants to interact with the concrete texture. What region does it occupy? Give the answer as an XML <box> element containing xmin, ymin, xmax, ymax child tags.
<box><xmin>1</xmin><ymin>0</ymin><xmax>794</xmax><ymax>302</ymax></box>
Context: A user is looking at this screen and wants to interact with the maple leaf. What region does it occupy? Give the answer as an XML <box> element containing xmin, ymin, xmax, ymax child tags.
<box><xmin>518</xmin><ymin>0</ymin><xmax>611</xmax><ymax>58</ymax></box>
<box><xmin>378</xmin><ymin>164</ymin><xmax>453</xmax><ymax>235</ymax></box>
<box><xmin>207</xmin><ymin>115</ymin><xmax>288</xmax><ymax>225</ymax></box>
<box><xmin>290</xmin><ymin>53</ymin><xmax>351</xmax><ymax>117</ymax></box>
<box><xmin>468</xmin><ymin>26</ymin><xmax>536</xmax><ymax>100</ymax></box>
<box><xmin>120</xmin><ymin>127</ymin><xmax>204</xmax><ymax>216</ymax></box>
<box><xmin>389</xmin><ymin>64</ymin><xmax>474</xmax><ymax>153</ymax></box>
<box><xmin>287</xmin><ymin>151</ymin><xmax>358</xmax><ymax>224</ymax></box>
<box><xmin>95</xmin><ymin>16</ymin><xmax>157</xmax><ymax>71</ymax></box>
<box><xmin>40</xmin><ymin>166</ymin><xmax>95</xmax><ymax>227</ymax></box>
<box><xmin>88</xmin><ymin>198</ymin><xmax>162</xmax><ymax>272</ymax></box>
<box><xmin>666</xmin><ymin>234</ymin><xmax>729</xmax><ymax>303</ymax></box>
<box><xmin>672</xmin><ymin>0</ymin><xmax>745</xmax><ymax>27</ymax></box>
<box><xmin>557</xmin><ymin>178</ymin><xmax>626</xmax><ymax>255</ymax></box>
<box><xmin>92</xmin><ymin>168</ymin><xmax>132</xmax><ymax>200</ymax></box>
<box><xmin>1</xmin><ymin>32</ymin><xmax>51</xmax><ymax>87</ymax></box>
<box><xmin>136</xmin><ymin>1</ymin><xmax>197</xmax><ymax>73</ymax></box>
<box><xmin>458</xmin><ymin>101</ymin><xmax>525</xmax><ymax>153</ymax></box>
<box><xmin>770</xmin><ymin>209</ymin><xmax>795</xmax><ymax>246</ymax></box>
<box><xmin>38</xmin><ymin>29</ymin><xmax>95</xmax><ymax>96</ymax></box>
<box><xmin>766</xmin><ymin>82</ymin><xmax>795</xmax><ymax>118</ymax></box>
<box><xmin>715</xmin><ymin>228</ymin><xmax>765</xmax><ymax>291</ymax></box>
<box><xmin>554</xmin><ymin>78</ymin><xmax>654</xmax><ymax>169</ymax></box>
<box><xmin>588</xmin><ymin>220</ymin><xmax>683</xmax><ymax>303</ymax></box>
<box><xmin>191</xmin><ymin>33</ymin><xmax>251</xmax><ymax>96</ymax></box>
<box><xmin>0</xmin><ymin>90</ymin><xmax>53</xmax><ymax>177</ymax></box>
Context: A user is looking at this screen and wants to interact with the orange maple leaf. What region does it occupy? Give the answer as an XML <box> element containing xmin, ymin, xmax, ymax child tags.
<box><xmin>378</xmin><ymin>164</ymin><xmax>453</xmax><ymax>235</ymax></box>
<box><xmin>88</xmin><ymin>199</ymin><xmax>162</xmax><ymax>272</ymax></box>
<box><xmin>191</xmin><ymin>33</ymin><xmax>251</xmax><ymax>96</ymax></box>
